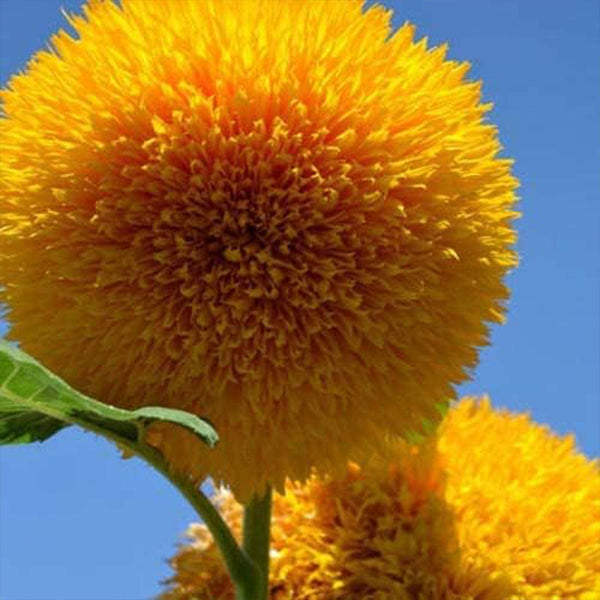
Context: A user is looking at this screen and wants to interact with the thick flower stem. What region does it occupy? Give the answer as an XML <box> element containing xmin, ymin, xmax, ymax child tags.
<box><xmin>239</xmin><ymin>487</ymin><xmax>273</xmax><ymax>600</ymax></box>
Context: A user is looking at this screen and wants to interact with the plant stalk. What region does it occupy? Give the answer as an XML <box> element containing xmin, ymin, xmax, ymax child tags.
<box><xmin>239</xmin><ymin>487</ymin><xmax>272</xmax><ymax>600</ymax></box>
<box><xmin>130</xmin><ymin>442</ymin><xmax>260</xmax><ymax>598</ymax></box>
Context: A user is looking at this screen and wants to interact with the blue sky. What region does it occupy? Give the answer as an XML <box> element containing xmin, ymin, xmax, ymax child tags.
<box><xmin>1</xmin><ymin>1</ymin><xmax>598</xmax><ymax>598</ymax></box>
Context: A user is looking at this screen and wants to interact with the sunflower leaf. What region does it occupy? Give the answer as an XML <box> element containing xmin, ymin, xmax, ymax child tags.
<box><xmin>0</xmin><ymin>340</ymin><xmax>218</xmax><ymax>450</ymax></box>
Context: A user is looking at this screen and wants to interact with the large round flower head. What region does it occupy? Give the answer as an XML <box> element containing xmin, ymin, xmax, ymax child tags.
<box><xmin>0</xmin><ymin>0</ymin><xmax>518</xmax><ymax>498</ymax></box>
<box><xmin>161</xmin><ymin>398</ymin><xmax>600</xmax><ymax>600</ymax></box>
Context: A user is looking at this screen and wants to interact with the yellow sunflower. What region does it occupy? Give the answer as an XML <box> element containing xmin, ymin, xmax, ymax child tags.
<box><xmin>161</xmin><ymin>397</ymin><xmax>600</xmax><ymax>600</ymax></box>
<box><xmin>0</xmin><ymin>0</ymin><xmax>518</xmax><ymax>499</ymax></box>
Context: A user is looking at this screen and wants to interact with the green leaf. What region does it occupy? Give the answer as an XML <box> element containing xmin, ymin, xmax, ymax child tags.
<box><xmin>0</xmin><ymin>340</ymin><xmax>218</xmax><ymax>450</ymax></box>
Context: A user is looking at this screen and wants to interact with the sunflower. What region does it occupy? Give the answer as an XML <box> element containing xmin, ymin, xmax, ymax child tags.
<box><xmin>0</xmin><ymin>0</ymin><xmax>518</xmax><ymax>499</ymax></box>
<box><xmin>161</xmin><ymin>398</ymin><xmax>600</xmax><ymax>600</ymax></box>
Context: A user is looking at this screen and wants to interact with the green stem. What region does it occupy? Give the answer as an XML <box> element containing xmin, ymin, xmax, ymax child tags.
<box><xmin>135</xmin><ymin>444</ymin><xmax>259</xmax><ymax>598</ymax></box>
<box><xmin>240</xmin><ymin>487</ymin><xmax>272</xmax><ymax>600</ymax></box>
<box><xmin>67</xmin><ymin>415</ymin><xmax>260</xmax><ymax>598</ymax></box>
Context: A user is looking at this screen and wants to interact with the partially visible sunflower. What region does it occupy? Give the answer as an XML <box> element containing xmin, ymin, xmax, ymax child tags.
<box><xmin>0</xmin><ymin>0</ymin><xmax>518</xmax><ymax>499</ymax></box>
<box><xmin>161</xmin><ymin>398</ymin><xmax>600</xmax><ymax>600</ymax></box>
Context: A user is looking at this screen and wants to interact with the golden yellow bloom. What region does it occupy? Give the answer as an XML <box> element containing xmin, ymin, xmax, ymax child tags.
<box><xmin>0</xmin><ymin>0</ymin><xmax>518</xmax><ymax>498</ymax></box>
<box><xmin>161</xmin><ymin>398</ymin><xmax>600</xmax><ymax>600</ymax></box>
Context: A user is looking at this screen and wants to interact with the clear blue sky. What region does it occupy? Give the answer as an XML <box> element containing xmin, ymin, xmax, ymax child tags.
<box><xmin>1</xmin><ymin>1</ymin><xmax>598</xmax><ymax>599</ymax></box>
